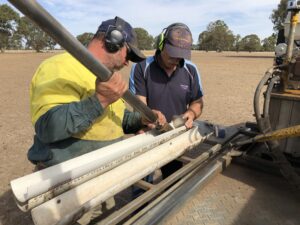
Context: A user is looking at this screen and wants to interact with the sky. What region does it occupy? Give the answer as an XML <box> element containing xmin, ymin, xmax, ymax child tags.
<box><xmin>1</xmin><ymin>0</ymin><xmax>280</xmax><ymax>43</ymax></box>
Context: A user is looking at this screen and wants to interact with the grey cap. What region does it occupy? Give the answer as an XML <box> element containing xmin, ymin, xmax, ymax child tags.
<box><xmin>164</xmin><ymin>26</ymin><xmax>193</xmax><ymax>59</ymax></box>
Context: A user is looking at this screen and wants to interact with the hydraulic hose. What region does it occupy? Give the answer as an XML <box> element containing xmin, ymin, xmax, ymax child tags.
<box><xmin>253</xmin><ymin>66</ymin><xmax>277</xmax><ymax>132</ymax></box>
<box><xmin>253</xmin><ymin>66</ymin><xmax>300</xmax><ymax>191</ymax></box>
<box><xmin>263</xmin><ymin>75</ymin><xmax>280</xmax><ymax>118</ymax></box>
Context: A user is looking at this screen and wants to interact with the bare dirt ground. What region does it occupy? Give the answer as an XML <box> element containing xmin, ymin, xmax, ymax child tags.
<box><xmin>0</xmin><ymin>51</ymin><xmax>274</xmax><ymax>225</ymax></box>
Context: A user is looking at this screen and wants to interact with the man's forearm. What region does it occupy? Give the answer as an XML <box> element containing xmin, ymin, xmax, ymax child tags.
<box><xmin>35</xmin><ymin>95</ymin><xmax>104</xmax><ymax>144</ymax></box>
<box><xmin>187</xmin><ymin>98</ymin><xmax>204</xmax><ymax>119</ymax></box>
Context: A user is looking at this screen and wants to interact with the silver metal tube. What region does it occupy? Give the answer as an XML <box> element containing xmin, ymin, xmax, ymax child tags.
<box><xmin>8</xmin><ymin>0</ymin><xmax>157</xmax><ymax>123</ymax></box>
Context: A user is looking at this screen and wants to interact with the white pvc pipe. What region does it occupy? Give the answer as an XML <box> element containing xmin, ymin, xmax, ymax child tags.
<box><xmin>11</xmin><ymin>126</ymin><xmax>187</xmax><ymax>209</ymax></box>
<box><xmin>31</xmin><ymin>126</ymin><xmax>210</xmax><ymax>225</ymax></box>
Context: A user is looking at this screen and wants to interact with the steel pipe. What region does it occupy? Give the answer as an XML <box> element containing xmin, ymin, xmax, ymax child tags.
<box><xmin>8</xmin><ymin>0</ymin><xmax>158</xmax><ymax>123</ymax></box>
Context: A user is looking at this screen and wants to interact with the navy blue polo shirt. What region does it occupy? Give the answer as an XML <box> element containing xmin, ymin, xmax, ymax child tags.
<box><xmin>129</xmin><ymin>53</ymin><xmax>203</xmax><ymax>122</ymax></box>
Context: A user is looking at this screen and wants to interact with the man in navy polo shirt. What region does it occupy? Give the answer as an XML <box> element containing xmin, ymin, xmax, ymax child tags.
<box><xmin>129</xmin><ymin>23</ymin><xmax>204</xmax><ymax>178</ymax></box>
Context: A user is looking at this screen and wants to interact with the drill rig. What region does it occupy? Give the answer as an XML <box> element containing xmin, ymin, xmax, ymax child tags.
<box><xmin>241</xmin><ymin>0</ymin><xmax>300</xmax><ymax>189</ymax></box>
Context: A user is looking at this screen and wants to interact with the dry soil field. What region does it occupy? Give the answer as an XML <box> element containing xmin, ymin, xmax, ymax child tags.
<box><xmin>0</xmin><ymin>51</ymin><xmax>274</xmax><ymax>225</ymax></box>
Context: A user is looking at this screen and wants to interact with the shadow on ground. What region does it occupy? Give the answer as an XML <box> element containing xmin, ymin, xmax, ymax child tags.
<box><xmin>226</xmin><ymin>163</ymin><xmax>300</xmax><ymax>225</ymax></box>
<box><xmin>0</xmin><ymin>186</ymin><xmax>135</xmax><ymax>225</ymax></box>
<box><xmin>0</xmin><ymin>190</ymin><xmax>33</xmax><ymax>225</ymax></box>
<box><xmin>159</xmin><ymin>163</ymin><xmax>300</xmax><ymax>225</ymax></box>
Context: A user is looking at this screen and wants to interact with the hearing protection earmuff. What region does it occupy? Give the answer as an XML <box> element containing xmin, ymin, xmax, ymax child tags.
<box><xmin>157</xmin><ymin>23</ymin><xmax>191</xmax><ymax>51</ymax></box>
<box><xmin>105</xmin><ymin>17</ymin><xmax>127</xmax><ymax>53</ymax></box>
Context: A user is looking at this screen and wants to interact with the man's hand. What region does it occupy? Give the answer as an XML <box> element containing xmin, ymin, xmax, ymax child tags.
<box><xmin>146</xmin><ymin>109</ymin><xmax>167</xmax><ymax>128</ymax></box>
<box><xmin>94</xmin><ymin>72</ymin><xmax>128</xmax><ymax>108</ymax></box>
<box><xmin>182</xmin><ymin>109</ymin><xmax>196</xmax><ymax>128</ymax></box>
<box><xmin>183</xmin><ymin>98</ymin><xmax>203</xmax><ymax>128</ymax></box>
<box><xmin>138</xmin><ymin>109</ymin><xmax>167</xmax><ymax>133</ymax></box>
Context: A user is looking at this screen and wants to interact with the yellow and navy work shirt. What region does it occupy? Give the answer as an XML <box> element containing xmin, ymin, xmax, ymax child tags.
<box><xmin>28</xmin><ymin>53</ymin><xmax>142</xmax><ymax>166</ymax></box>
<box><xmin>30</xmin><ymin>52</ymin><xmax>125</xmax><ymax>141</ymax></box>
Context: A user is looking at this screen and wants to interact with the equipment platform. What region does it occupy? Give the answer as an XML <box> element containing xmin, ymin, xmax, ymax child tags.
<box><xmin>107</xmin><ymin>123</ymin><xmax>300</xmax><ymax>225</ymax></box>
<box><xmin>160</xmin><ymin>163</ymin><xmax>300</xmax><ymax>225</ymax></box>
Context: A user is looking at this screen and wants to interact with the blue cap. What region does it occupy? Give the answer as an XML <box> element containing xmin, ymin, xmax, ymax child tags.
<box><xmin>97</xmin><ymin>17</ymin><xmax>146</xmax><ymax>62</ymax></box>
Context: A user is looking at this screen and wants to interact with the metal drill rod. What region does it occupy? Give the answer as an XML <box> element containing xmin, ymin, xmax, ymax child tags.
<box><xmin>8</xmin><ymin>0</ymin><xmax>158</xmax><ymax>123</ymax></box>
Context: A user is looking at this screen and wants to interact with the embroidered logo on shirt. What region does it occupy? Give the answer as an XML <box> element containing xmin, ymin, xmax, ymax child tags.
<box><xmin>180</xmin><ymin>84</ymin><xmax>189</xmax><ymax>91</ymax></box>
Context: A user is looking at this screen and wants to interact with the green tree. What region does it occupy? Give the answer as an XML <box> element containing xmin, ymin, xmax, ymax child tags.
<box><xmin>77</xmin><ymin>32</ymin><xmax>93</xmax><ymax>47</ymax></box>
<box><xmin>134</xmin><ymin>27</ymin><xmax>154</xmax><ymax>50</ymax></box>
<box><xmin>18</xmin><ymin>16</ymin><xmax>56</xmax><ymax>52</ymax></box>
<box><xmin>8</xmin><ymin>33</ymin><xmax>22</xmax><ymax>49</ymax></box>
<box><xmin>270</xmin><ymin>0</ymin><xmax>288</xmax><ymax>32</ymax></box>
<box><xmin>153</xmin><ymin>35</ymin><xmax>159</xmax><ymax>49</ymax></box>
<box><xmin>198</xmin><ymin>31</ymin><xmax>210</xmax><ymax>51</ymax></box>
<box><xmin>233</xmin><ymin>34</ymin><xmax>241</xmax><ymax>52</ymax></box>
<box><xmin>46</xmin><ymin>36</ymin><xmax>56</xmax><ymax>50</ymax></box>
<box><xmin>240</xmin><ymin>34</ymin><xmax>261</xmax><ymax>52</ymax></box>
<box><xmin>0</xmin><ymin>4</ymin><xmax>20</xmax><ymax>52</ymax></box>
<box><xmin>191</xmin><ymin>44</ymin><xmax>198</xmax><ymax>50</ymax></box>
<box><xmin>198</xmin><ymin>20</ymin><xmax>235</xmax><ymax>52</ymax></box>
<box><xmin>261</xmin><ymin>34</ymin><xmax>276</xmax><ymax>51</ymax></box>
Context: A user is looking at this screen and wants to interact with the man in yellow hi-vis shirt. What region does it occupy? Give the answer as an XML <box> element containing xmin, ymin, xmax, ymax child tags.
<box><xmin>27</xmin><ymin>17</ymin><xmax>166</xmax><ymax>224</ymax></box>
<box><xmin>29</xmin><ymin>16</ymin><xmax>165</xmax><ymax>167</ymax></box>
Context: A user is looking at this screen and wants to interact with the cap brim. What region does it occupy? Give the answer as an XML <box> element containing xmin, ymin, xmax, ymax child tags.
<box><xmin>127</xmin><ymin>43</ymin><xmax>146</xmax><ymax>62</ymax></box>
<box><xmin>164</xmin><ymin>43</ymin><xmax>191</xmax><ymax>60</ymax></box>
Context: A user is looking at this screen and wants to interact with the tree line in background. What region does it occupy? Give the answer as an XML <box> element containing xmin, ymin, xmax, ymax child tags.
<box><xmin>197</xmin><ymin>20</ymin><xmax>277</xmax><ymax>52</ymax></box>
<box><xmin>0</xmin><ymin>4</ymin><xmax>56</xmax><ymax>52</ymax></box>
<box><xmin>0</xmin><ymin>1</ymin><xmax>288</xmax><ymax>53</ymax></box>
